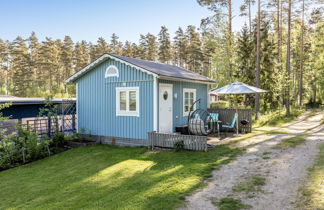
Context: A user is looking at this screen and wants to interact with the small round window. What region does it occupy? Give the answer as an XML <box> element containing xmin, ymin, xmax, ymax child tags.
<box><xmin>163</xmin><ymin>91</ymin><xmax>168</xmax><ymax>100</ymax></box>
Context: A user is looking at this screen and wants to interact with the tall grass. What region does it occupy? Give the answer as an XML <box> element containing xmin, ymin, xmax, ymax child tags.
<box><xmin>253</xmin><ymin>108</ymin><xmax>304</xmax><ymax>127</ymax></box>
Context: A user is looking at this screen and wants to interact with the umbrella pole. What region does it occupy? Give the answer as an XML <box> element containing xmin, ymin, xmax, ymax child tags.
<box><xmin>236</xmin><ymin>97</ymin><xmax>238</xmax><ymax>135</ymax></box>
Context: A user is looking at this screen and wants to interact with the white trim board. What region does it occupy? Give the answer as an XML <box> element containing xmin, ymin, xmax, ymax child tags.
<box><xmin>183</xmin><ymin>88</ymin><xmax>196</xmax><ymax>116</ymax></box>
<box><xmin>159</xmin><ymin>83</ymin><xmax>173</xmax><ymax>133</ymax></box>
<box><xmin>66</xmin><ymin>54</ymin><xmax>158</xmax><ymax>84</ymax></box>
<box><xmin>116</xmin><ymin>86</ymin><xmax>140</xmax><ymax>117</ymax></box>
<box><xmin>153</xmin><ymin>77</ymin><xmax>158</xmax><ymax>131</ymax></box>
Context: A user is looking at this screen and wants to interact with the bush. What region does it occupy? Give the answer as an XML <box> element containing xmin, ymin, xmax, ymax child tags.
<box><xmin>174</xmin><ymin>141</ymin><xmax>185</xmax><ymax>152</ymax></box>
<box><xmin>210</xmin><ymin>100</ymin><xmax>230</xmax><ymax>109</ymax></box>
<box><xmin>0</xmin><ymin>127</ymin><xmax>66</xmax><ymax>170</ymax></box>
<box><xmin>51</xmin><ymin>132</ymin><xmax>65</xmax><ymax>147</ymax></box>
<box><xmin>64</xmin><ymin>132</ymin><xmax>80</xmax><ymax>141</ymax></box>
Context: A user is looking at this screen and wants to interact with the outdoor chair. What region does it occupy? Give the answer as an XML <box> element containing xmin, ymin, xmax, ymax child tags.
<box><xmin>222</xmin><ymin>113</ymin><xmax>238</xmax><ymax>136</ymax></box>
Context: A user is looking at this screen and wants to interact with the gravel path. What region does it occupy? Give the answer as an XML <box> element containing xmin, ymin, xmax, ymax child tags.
<box><xmin>181</xmin><ymin>111</ymin><xmax>323</xmax><ymax>210</ymax></box>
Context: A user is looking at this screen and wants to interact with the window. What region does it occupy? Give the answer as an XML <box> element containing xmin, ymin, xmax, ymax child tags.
<box><xmin>116</xmin><ymin>87</ymin><xmax>139</xmax><ymax>116</ymax></box>
<box><xmin>105</xmin><ymin>65</ymin><xmax>119</xmax><ymax>78</ymax></box>
<box><xmin>183</xmin><ymin>88</ymin><xmax>196</xmax><ymax>116</ymax></box>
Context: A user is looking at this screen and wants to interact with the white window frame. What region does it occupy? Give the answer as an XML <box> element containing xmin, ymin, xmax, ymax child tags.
<box><xmin>183</xmin><ymin>88</ymin><xmax>196</xmax><ymax>116</ymax></box>
<box><xmin>105</xmin><ymin>65</ymin><xmax>119</xmax><ymax>78</ymax></box>
<box><xmin>116</xmin><ymin>87</ymin><xmax>140</xmax><ymax>117</ymax></box>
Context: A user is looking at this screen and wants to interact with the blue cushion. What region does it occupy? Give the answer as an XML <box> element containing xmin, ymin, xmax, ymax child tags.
<box><xmin>210</xmin><ymin>113</ymin><xmax>219</xmax><ymax>121</ymax></box>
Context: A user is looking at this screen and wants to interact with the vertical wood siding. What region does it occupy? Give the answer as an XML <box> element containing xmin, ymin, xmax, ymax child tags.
<box><xmin>158</xmin><ymin>79</ymin><xmax>208</xmax><ymax>131</ymax></box>
<box><xmin>77</xmin><ymin>59</ymin><xmax>153</xmax><ymax>140</ymax></box>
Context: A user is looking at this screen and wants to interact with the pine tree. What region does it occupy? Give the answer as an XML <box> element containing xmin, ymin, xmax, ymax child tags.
<box><xmin>145</xmin><ymin>33</ymin><xmax>158</xmax><ymax>61</ymax></box>
<box><xmin>93</xmin><ymin>37</ymin><xmax>109</xmax><ymax>59</ymax></box>
<box><xmin>73</xmin><ymin>41</ymin><xmax>90</xmax><ymax>73</ymax></box>
<box><xmin>255</xmin><ymin>0</ymin><xmax>261</xmax><ymax>119</ymax></box>
<box><xmin>38</xmin><ymin>37</ymin><xmax>61</xmax><ymax>94</ymax></box>
<box><xmin>197</xmin><ymin>0</ymin><xmax>234</xmax><ymax>78</ymax></box>
<box><xmin>61</xmin><ymin>36</ymin><xmax>74</xmax><ymax>92</ymax></box>
<box><xmin>0</xmin><ymin>39</ymin><xmax>10</xmax><ymax>94</ymax></box>
<box><xmin>158</xmin><ymin>26</ymin><xmax>172</xmax><ymax>63</ymax></box>
<box><xmin>236</xmin><ymin>24</ymin><xmax>255</xmax><ymax>83</ymax></box>
<box><xmin>122</xmin><ymin>41</ymin><xmax>134</xmax><ymax>57</ymax></box>
<box><xmin>173</xmin><ymin>27</ymin><xmax>188</xmax><ymax>67</ymax></box>
<box><xmin>240</xmin><ymin>0</ymin><xmax>256</xmax><ymax>33</ymax></box>
<box><xmin>285</xmin><ymin>0</ymin><xmax>292</xmax><ymax>116</ymax></box>
<box><xmin>28</xmin><ymin>32</ymin><xmax>40</xmax><ymax>86</ymax></box>
<box><xmin>186</xmin><ymin>25</ymin><xmax>204</xmax><ymax>73</ymax></box>
<box><xmin>138</xmin><ymin>34</ymin><xmax>147</xmax><ymax>59</ymax></box>
<box><xmin>10</xmin><ymin>37</ymin><xmax>32</xmax><ymax>96</ymax></box>
<box><xmin>110</xmin><ymin>33</ymin><xmax>122</xmax><ymax>55</ymax></box>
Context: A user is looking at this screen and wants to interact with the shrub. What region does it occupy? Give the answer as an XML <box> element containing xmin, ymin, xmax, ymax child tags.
<box><xmin>64</xmin><ymin>132</ymin><xmax>80</xmax><ymax>141</ymax></box>
<box><xmin>210</xmin><ymin>100</ymin><xmax>230</xmax><ymax>109</ymax></box>
<box><xmin>0</xmin><ymin>127</ymin><xmax>67</xmax><ymax>170</ymax></box>
<box><xmin>17</xmin><ymin>126</ymin><xmax>39</xmax><ymax>161</ymax></box>
<box><xmin>174</xmin><ymin>140</ymin><xmax>185</xmax><ymax>152</ymax></box>
<box><xmin>52</xmin><ymin>132</ymin><xmax>65</xmax><ymax>147</ymax></box>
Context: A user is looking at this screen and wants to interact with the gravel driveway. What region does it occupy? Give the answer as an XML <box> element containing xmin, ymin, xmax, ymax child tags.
<box><xmin>181</xmin><ymin>111</ymin><xmax>323</xmax><ymax>210</ymax></box>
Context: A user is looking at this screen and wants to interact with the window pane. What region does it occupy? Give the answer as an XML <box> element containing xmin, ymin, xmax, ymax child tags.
<box><xmin>129</xmin><ymin>91</ymin><xmax>137</xmax><ymax>111</ymax></box>
<box><xmin>190</xmin><ymin>92</ymin><xmax>194</xmax><ymax>100</ymax></box>
<box><xmin>190</xmin><ymin>98</ymin><xmax>194</xmax><ymax>108</ymax></box>
<box><xmin>120</xmin><ymin>91</ymin><xmax>126</xmax><ymax>111</ymax></box>
<box><xmin>185</xmin><ymin>92</ymin><xmax>189</xmax><ymax>99</ymax></box>
<box><xmin>185</xmin><ymin>98</ymin><xmax>189</xmax><ymax>106</ymax></box>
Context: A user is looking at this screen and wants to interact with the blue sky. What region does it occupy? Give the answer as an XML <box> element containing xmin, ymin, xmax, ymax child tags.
<box><xmin>0</xmin><ymin>0</ymin><xmax>251</xmax><ymax>43</ymax></box>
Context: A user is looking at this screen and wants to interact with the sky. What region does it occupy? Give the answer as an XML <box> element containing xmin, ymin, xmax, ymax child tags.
<box><xmin>0</xmin><ymin>0</ymin><xmax>251</xmax><ymax>43</ymax></box>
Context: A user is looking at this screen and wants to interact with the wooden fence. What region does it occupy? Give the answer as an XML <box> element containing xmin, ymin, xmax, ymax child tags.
<box><xmin>208</xmin><ymin>108</ymin><xmax>252</xmax><ymax>133</ymax></box>
<box><xmin>148</xmin><ymin>132</ymin><xmax>208</xmax><ymax>151</ymax></box>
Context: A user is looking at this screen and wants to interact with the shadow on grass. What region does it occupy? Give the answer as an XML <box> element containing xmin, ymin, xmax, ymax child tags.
<box><xmin>0</xmin><ymin>144</ymin><xmax>243</xmax><ymax>210</ymax></box>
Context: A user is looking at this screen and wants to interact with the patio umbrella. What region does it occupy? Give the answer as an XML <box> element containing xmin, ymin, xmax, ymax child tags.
<box><xmin>210</xmin><ymin>81</ymin><xmax>268</xmax><ymax>134</ymax></box>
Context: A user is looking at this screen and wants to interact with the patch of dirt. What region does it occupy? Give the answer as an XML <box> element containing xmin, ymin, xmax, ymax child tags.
<box><xmin>181</xmin><ymin>111</ymin><xmax>324</xmax><ymax>210</ymax></box>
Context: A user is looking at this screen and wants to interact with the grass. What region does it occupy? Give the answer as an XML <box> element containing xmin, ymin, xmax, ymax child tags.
<box><xmin>232</xmin><ymin>175</ymin><xmax>266</xmax><ymax>193</ymax></box>
<box><xmin>0</xmin><ymin>144</ymin><xmax>243</xmax><ymax>210</ymax></box>
<box><xmin>253</xmin><ymin>108</ymin><xmax>304</xmax><ymax>127</ymax></box>
<box><xmin>273</xmin><ymin>134</ymin><xmax>308</xmax><ymax>149</ymax></box>
<box><xmin>212</xmin><ymin>197</ymin><xmax>251</xmax><ymax>210</ymax></box>
<box><xmin>297</xmin><ymin>143</ymin><xmax>324</xmax><ymax>210</ymax></box>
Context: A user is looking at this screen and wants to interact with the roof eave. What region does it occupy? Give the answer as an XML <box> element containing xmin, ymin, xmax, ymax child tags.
<box><xmin>159</xmin><ymin>76</ymin><xmax>216</xmax><ymax>85</ymax></box>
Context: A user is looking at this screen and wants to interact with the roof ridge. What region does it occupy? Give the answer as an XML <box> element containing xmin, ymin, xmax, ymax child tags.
<box><xmin>109</xmin><ymin>53</ymin><xmax>211</xmax><ymax>79</ymax></box>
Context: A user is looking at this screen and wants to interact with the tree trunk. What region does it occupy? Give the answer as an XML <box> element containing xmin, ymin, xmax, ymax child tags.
<box><xmin>255</xmin><ymin>0</ymin><xmax>261</xmax><ymax>120</ymax></box>
<box><xmin>299</xmin><ymin>0</ymin><xmax>304</xmax><ymax>107</ymax></box>
<box><xmin>285</xmin><ymin>0</ymin><xmax>292</xmax><ymax>116</ymax></box>
<box><xmin>228</xmin><ymin>0</ymin><xmax>233</xmax><ymax>78</ymax></box>
<box><xmin>277</xmin><ymin>0</ymin><xmax>281</xmax><ymax>64</ymax></box>
<box><xmin>249</xmin><ymin>0</ymin><xmax>252</xmax><ymax>33</ymax></box>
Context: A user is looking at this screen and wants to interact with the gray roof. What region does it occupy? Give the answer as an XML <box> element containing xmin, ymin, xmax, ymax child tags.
<box><xmin>66</xmin><ymin>54</ymin><xmax>216</xmax><ymax>84</ymax></box>
<box><xmin>110</xmin><ymin>54</ymin><xmax>216</xmax><ymax>83</ymax></box>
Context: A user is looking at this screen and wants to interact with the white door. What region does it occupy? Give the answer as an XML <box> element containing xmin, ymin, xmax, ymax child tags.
<box><xmin>159</xmin><ymin>84</ymin><xmax>173</xmax><ymax>133</ymax></box>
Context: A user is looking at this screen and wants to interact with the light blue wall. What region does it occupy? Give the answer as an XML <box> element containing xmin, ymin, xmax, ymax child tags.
<box><xmin>158</xmin><ymin>79</ymin><xmax>208</xmax><ymax>130</ymax></box>
<box><xmin>76</xmin><ymin>59</ymin><xmax>154</xmax><ymax>140</ymax></box>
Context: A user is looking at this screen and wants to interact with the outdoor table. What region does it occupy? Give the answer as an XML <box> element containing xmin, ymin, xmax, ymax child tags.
<box><xmin>211</xmin><ymin>120</ymin><xmax>222</xmax><ymax>137</ymax></box>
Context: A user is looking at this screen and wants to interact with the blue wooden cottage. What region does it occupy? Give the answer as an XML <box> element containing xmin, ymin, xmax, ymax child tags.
<box><xmin>66</xmin><ymin>54</ymin><xmax>216</xmax><ymax>145</ymax></box>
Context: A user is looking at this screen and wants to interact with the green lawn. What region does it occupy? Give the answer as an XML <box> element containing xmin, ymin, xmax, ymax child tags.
<box><xmin>0</xmin><ymin>144</ymin><xmax>243</xmax><ymax>210</ymax></box>
<box><xmin>297</xmin><ymin>143</ymin><xmax>324</xmax><ymax>209</ymax></box>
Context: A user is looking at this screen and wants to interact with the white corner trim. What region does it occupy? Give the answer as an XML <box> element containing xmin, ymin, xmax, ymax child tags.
<box><xmin>66</xmin><ymin>54</ymin><xmax>158</xmax><ymax>84</ymax></box>
<box><xmin>105</xmin><ymin>65</ymin><xmax>119</xmax><ymax>78</ymax></box>
<box><xmin>116</xmin><ymin>86</ymin><xmax>140</xmax><ymax>117</ymax></box>
<box><xmin>76</xmin><ymin>83</ymin><xmax>79</xmax><ymax>132</ymax></box>
<box><xmin>153</xmin><ymin>76</ymin><xmax>158</xmax><ymax>131</ymax></box>
<box><xmin>183</xmin><ymin>88</ymin><xmax>196</xmax><ymax>116</ymax></box>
